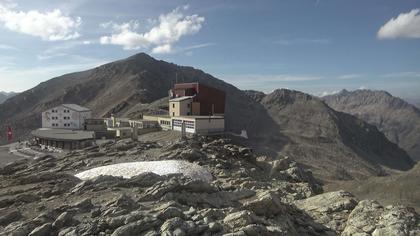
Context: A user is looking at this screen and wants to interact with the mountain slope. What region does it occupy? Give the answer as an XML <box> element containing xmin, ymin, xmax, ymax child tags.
<box><xmin>246</xmin><ymin>89</ymin><xmax>414</xmax><ymax>181</ymax></box>
<box><xmin>0</xmin><ymin>91</ymin><xmax>17</xmax><ymax>104</ymax></box>
<box><xmin>0</xmin><ymin>53</ymin><xmax>414</xmax><ymax>181</ymax></box>
<box><xmin>323</xmin><ymin>89</ymin><xmax>420</xmax><ymax>161</ymax></box>
<box><xmin>0</xmin><ymin>53</ymin><xmax>273</xmax><ymax>144</ymax></box>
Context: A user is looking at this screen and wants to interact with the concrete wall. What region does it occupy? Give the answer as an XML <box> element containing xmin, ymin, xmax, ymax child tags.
<box><xmin>42</xmin><ymin>105</ymin><xmax>92</xmax><ymax>130</ymax></box>
<box><xmin>169</xmin><ymin>98</ymin><xmax>192</xmax><ymax>117</ymax></box>
<box><xmin>143</xmin><ymin>115</ymin><xmax>159</xmax><ymax>121</ymax></box>
<box><xmin>172</xmin><ymin>117</ymin><xmax>196</xmax><ymax>133</ymax></box>
<box><xmin>158</xmin><ymin>117</ymin><xmax>172</xmax><ymax>130</ymax></box>
<box><xmin>129</xmin><ymin>120</ymin><xmax>158</xmax><ymax>129</ymax></box>
<box><xmin>195</xmin><ymin>118</ymin><xmax>225</xmax><ymax>134</ymax></box>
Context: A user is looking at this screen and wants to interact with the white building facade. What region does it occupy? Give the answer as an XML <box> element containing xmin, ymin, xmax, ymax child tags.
<box><xmin>42</xmin><ymin>104</ymin><xmax>92</xmax><ymax>130</ymax></box>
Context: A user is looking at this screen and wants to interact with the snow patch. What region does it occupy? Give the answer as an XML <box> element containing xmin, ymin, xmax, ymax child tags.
<box><xmin>75</xmin><ymin>160</ymin><xmax>213</xmax><ymax>182</ymax></box>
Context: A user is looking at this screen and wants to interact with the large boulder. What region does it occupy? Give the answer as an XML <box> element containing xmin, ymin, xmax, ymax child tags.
<box><xmin>0</xmin><ymin>209</ymin><xmax>22</xmax><ymax>226</ymax></box>
<box><xmin>106</xmin><ymin>194</ymin><xmax>138</xmax><ymax>210</ymax></box>
<box><xmin>28</xmin><ymin>223</ymin><xmax>52</xmax><ymax>236</ymax></box>
<box><xmin>111</xmin><ymin>217</ymin><xmax>161</xmax><ymax>236</ymax></box>
<box><xmin>243</xmin><ymin>191</ymin><xmax>290</xmax><ymax>216</ymax></box>
<box><xmin>295</xmin><ymin>190</ymin><xmax>358</xmax><ymax>232</ymax></box>
<box><xmin>342</xmin><ymin>200</ymin><xmax>419</xmax><ymax>236</ymax></box>
<box><xmin>223</xmin><ymin>210</ymin><xmax>263</xmax><ymax>230</ymax></box>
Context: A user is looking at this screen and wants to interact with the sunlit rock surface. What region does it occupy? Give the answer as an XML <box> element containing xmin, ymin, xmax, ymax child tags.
<box><xmin>75</xmin><ymin>160</ymin><xmax>213</xmax><ymax>182</ymax></box>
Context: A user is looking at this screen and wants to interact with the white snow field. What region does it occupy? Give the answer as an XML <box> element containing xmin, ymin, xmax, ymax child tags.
<box><xmin>75</xmin><ymin>160</ymin><xmax>213</xmax><ymax>182</ymax></box>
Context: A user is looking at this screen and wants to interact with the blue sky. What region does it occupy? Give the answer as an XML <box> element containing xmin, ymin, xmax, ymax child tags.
<box><xmin>0</xmin><ymin>0</ymin><xmax>419</xmax><ymax>99</ymax></box>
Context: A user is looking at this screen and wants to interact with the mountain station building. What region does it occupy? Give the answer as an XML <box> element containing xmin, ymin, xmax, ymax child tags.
<box><xmin>144</xmin><ymin>83</ymin><xmax>226</xmax><ymax>135</ymax></box>
<box><xmin>42</xmin><ymin>104</ymin><xmax>92</xmax><ymax>130</ymax></box>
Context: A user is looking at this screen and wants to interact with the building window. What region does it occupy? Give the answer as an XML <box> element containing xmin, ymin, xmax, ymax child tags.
<box><xmin>187</xmin><ymin>112</ymin><xmax>190</xmax><ymax>115</ymax></box>
<box><xmin>187</xmin><ymin>103</ymin><xmax>190</xmax><ymax>108</ymax></box>
<box><xmin>172</xmin><ymin>112</ymin><xmax>175</xmax><ymax>116</ymax></box>
<box><xmin>172</xmin><ymin>103</ymin><xmax>175</xmax><ymax>108</ymax></box>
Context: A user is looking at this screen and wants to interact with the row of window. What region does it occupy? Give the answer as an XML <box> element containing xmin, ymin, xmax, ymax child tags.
<box><xmin>51</xmin><ymin>109</ymin><xmax>71</xmax><ymax>113</ymax></box>
<box><xmin>51</xmin><ymin>116</ymin><xmax>71</xmax><ymax>120</ymax></box>
<box><xmin>51</xmin><ymin>123</ymin><xmax>72</xmax><ymax>127</ymax></box>
<box><xmin>171</xmin><ymin>103</ymin><xmax>191</xmax><ymax>108</ymax></box>
<box><xmin>160</xmin><ymin>120</ymin><xmax>171</xmax><ymax>126</ymax></box>
<box><xmin>173</xmin><ymin>120</ymin><xmax>195</xmax><ymax>129</ymax></box>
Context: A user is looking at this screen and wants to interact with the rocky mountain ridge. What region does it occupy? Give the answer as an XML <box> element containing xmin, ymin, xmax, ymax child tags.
<box><xmin>0</xmin><ymin>91</ymin><xmax>17</xmax><ymax>104</ymax></box>
<box><xmin>246</xmin><ymin>89</ymin><xmax>414</xmax><ymax>180</ymax></box>
<box><xmin>323</xmin><ymin>89</ymin><xmax>420</xmax><ymax>161</ymax></box>
<box><xmin>0</xmin><ymin>53</ymin><xmax>415</xmax><ymax>182</ymax></box>
<box><xmin>0</xmin><ymin>135</ymin><xmax>418</xmax><ymax>235</ymax></box>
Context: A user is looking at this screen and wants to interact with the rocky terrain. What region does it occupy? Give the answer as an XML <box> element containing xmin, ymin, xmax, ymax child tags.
<box><xmin>245</xmin><ymin>89</ymin><xmax>414</xmax><ymax>181</ymax></box>
<box><xmin>0</xmin><ymin>135</ymin><xmax>418</xmax><ymax>236</ymax></box>
<box><xmin>0</xmin><ymin>91</ymin><xmax>17</xmax><ymax>104</ymax></box>
<box><xmin>323</xmin><ymin>89</ymin><xmax>420</xmax><ymax>161</ymax></box>
<box><xmin>0</xmin><ymin>53</ymin><xmax>414</xmax><ymax>182</ymax></box>
<box><xmin>325</xmin><ymin>162</ymin><xmax>420</xmax><ymax>212</ymax></box>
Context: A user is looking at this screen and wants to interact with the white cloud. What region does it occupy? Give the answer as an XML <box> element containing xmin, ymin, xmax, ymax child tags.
<box><xmin>0</xmin><ymin>2</ymin><xmax>81</xmax><ymax>41</ymax></box>
<box><xmin>100</xmin><ymin>5</ymin><xmax>205</xmax><ymax>53</ymax></box>
<box><xmin>338</xmin><ymin>74</ymin><xmax>364</xmax><ymax>79</ymax></box>
<box><xmin>378</xmin><ymin>9</ymin><xmax>420</xmax><ymax>39</ymax></box>
<box><xmin>153</xmin><ymin>42</ymin><xmax>214</xmax><ymax>55</ymax></box>
<box><xmin>316</xmin><ymin>90</ymin><xmax>340</xmax><ymax>97</ymax></box>
<box><xmin>274</xmin><ymin>38</ymin><xmax>331</xmax><ymax>45</ymax></box>
<box><xmin>152</xmin><ymin>44</ymin><xmax>172</xmax><ymax>54</ymax></box>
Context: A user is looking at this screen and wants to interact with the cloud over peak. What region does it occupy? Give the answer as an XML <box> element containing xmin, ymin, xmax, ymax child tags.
<box><xmin>100</xmin><ymin>6</ymin><xmax>205</xmax><ymax>53</ymax></box>
<box><xmin>0</xmin><ymin>3</ymin><xmax>81</xmax><ymax>41</ymax></box>
<box><xmin>378</xmin><ymin>9</ymin><xmax>420</xmax><ymax>39</ymax></box>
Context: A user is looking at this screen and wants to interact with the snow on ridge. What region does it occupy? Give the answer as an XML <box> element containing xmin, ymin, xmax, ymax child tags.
<box><xmin>75</xmin><ymin>160</ymin><xmax>213</xmax><ymax>182</ymax></box>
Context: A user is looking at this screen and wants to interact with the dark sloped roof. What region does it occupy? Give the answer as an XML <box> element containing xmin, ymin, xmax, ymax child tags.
<box><xmin>62</xmin><ymin>104</ymin><xmax>91</xmax><ymax>112</ymax></box>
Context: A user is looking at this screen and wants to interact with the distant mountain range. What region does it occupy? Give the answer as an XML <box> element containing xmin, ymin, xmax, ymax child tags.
<box><xmin>0</xmin><ymin>53</ymin><xmax>414</xmax><ymax>182</ymax></box>
<box><xmin>245</xmin><ymin>89</ymin><xmax>413</xmax><ymax>180</ymax></box>
<box><xmin>323</xmin><ymin>89</ymin><xmax>420</xmax><ymax>161</ymax></box>
<box><xmin>406</xmin><ymin>98</ymin><xmax>420</xmax><ymax>110</ymax></box>
<box><xmin>0</xmin><ymin>91</ymin><xmax>17</xmax><ymax>104</ymax></box>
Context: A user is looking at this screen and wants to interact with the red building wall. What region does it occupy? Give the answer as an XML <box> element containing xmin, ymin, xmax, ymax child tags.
<box><xmin>171</xmin><ymin>83</ymin><xmax>225</xmax><ymax>115</ymax></box>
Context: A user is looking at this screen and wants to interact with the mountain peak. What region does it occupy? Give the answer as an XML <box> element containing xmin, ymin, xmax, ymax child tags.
<box><xmin>324</xmin><ymin>89</ymin><xmax>420</xmax><ymax>160</ymax></box>
<box><xmin>126</xmin><ymin>52</ymin><xmax>155</xmax><ymax>61</ymax></box>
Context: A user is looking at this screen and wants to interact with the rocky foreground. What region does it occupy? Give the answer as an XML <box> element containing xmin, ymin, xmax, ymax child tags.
<box><xmin>0</xmin><ymin>137</ymin><xmax>418</xmax><ymax>236</ymax></box>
